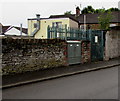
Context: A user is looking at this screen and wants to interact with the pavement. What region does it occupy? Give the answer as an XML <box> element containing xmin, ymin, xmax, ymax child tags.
<box><xmin>2</xmin><ymin>57</ymin><xmax>120</xmax><ymax>89</ymax></box>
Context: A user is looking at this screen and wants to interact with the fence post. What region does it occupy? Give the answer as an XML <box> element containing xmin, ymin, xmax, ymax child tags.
<box><xmin>55</xmin><ymin>27</ymin><xmax>57</xmax><ymax>38</ymax></box>
<box><xmin>65</xmin><ymin>25</ymin><xmax>67</xmax><ymax>40</ymax></box>
<box><xmin>47</xmin><ymin>25</ymin><xmax>50</xmax><ymax>39</ymax></box>
<box><xmin>89</xmin><ymin>29</ymin><xmax>92</xmax><ymax>41</ymax></box>
<box><xmin>101</xmin><ymin>30</ymin><xmax>104</xmax><ymax>59</ymax></box>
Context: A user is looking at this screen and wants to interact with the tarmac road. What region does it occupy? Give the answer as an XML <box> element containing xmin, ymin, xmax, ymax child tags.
<box><xmin>2</xmin><ymin>66</ymin><xmax>119</xmax><ymax>99</ymax></box>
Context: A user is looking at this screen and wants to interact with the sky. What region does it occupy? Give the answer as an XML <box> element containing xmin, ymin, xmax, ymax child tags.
<box><xmin>0</xmin><ymin>0</ymin><xmax>120</xmax><ymax>28</ymax></box>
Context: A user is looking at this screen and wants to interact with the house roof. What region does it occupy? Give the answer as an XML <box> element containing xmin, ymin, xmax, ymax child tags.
<box><xmin>75</xmin><ymin>11</ymin><xmax>120</xmax><ymax>24</ymax></box>
<box><xmin>2</xmin><ymin>26</ymin><xmax>28</xmax><ymax>34</ymax></box>
<box><xmin>49</xmin><ymin>11</ymin><xmax>120</xmax><ymax>24</ymax></box>
<box><xmin>2</xmin><ymin>26</ymin><xmax>12</xmax><ymax>33</ymax></box>
<box><xmin>28</xmin><ymin>15</ymin><xmax>79</xmax><ymax>23</ymax></box>
<box><xmin>49</xmin><ymin>14</ymin><xmax>79</xmax><ymax>23</ymax></box>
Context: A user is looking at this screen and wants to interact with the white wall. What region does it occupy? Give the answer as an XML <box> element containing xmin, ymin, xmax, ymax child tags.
<box><xmin>69</xmin><ymin>19</ymin><xmax>78</xmax><ymax>29</ymax></box>
<box><xmin>105</xmin><ymin>30</ymin><xmax>120</xmax><ymax>60</ymax></box>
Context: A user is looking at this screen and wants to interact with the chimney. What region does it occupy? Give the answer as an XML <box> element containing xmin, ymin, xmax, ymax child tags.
<box><xmin>36</xmin><ymin>14</ymin><xmax>40</xmax><ymax>20</ymax></box>
<box><xmin>76</xmin><ymin>6</ymin><xmax>80</xmax><ymax>17</ymax></box>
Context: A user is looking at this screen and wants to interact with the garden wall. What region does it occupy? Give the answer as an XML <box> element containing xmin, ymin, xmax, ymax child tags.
<box><xmin>105</xmin><ymin>28</ymin><xmax>120</xmax><ymax>60</ymax></box>
<box><xmin>2</xmin><ymin>37</ymin><xmax>67</xmax><ymax>75</ymax></box>
<box><xmin>2</xmin><ymin>37</ymin><xmax>92</xmax><ymax>75</ymax></box>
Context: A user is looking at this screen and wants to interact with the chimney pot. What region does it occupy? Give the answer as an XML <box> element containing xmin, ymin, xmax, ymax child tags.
<box><xmin>36</xmin><ymin>14</ymin><xmax>40</xmax><ymax>20</ymax></box>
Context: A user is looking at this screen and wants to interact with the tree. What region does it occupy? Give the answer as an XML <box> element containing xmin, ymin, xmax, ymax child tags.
<box><xmin>98</xmin><ymin>11</ymin><xmax>113</xmax><ymax>30</ymax></box>
<box><xmin>87</xmin><ymin>6</ymin><xmax>95</xmax><ymax>13</ymax></box>
<box><xmin>105</xmin><ymin>7</ymin><xmax>119</xmax><ymax>12</ymax></box>
<box><xmin>81</xmin><ymin>6</ymin><xmax>120</xmax><ymax>14</ymax></box>
<box><xmin>94</xmin><ymin>8</ymin><xmax>106</xmax><ymax>13</ymax></box>
<box><xmin>81</xmin><ymin>7</ymin><xmax>89</xmax><ymax>14</ymax></box>
<box><xmin>81</xmin><ymin>6</ymin><xmax>95</xmax><ymax>14</ymax></box>
<box><xmin>64</xmin><ymin>11</ymin><xmax>72</xmax><ymax>15</ymax></box>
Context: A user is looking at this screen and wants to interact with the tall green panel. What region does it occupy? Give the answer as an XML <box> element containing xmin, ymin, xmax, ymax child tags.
<box><xmin>91</xmin><ymin>30</ymin><xmax>104</xmax><ymax>61</ymax></box>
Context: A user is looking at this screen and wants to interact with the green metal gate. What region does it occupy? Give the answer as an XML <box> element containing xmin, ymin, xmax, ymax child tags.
<box><xmin>90</xmin><ymin>30</ymin><xmax>104</xmax><ymax>61</ymax></box>
<box><xmin>67</xmin><ymin>41</ymin><xmax>81</xmax><ymax>65</ymax></box>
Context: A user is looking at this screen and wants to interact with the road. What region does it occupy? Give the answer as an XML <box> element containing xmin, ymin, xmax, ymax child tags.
<box><xmin>3</xmin><ymin>66</ymin><xmax>119</xmax><ymax>99</ymax></box>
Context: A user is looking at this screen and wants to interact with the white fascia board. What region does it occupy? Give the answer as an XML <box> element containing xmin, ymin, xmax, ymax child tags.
<box><xmin>41</xmin><ymin>18</ymin><xmax>69</xmax><ymax>21</ymax></box>
<box><xmin>67</xmin><ymin>40</ymin><xmax>81</xmax><ymax>43</ymax></box>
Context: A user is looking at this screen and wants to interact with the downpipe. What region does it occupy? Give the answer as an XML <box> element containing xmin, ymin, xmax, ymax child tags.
<box><xmin>31</xmin><ymin>14</ymin><xmax>40</xmax><ymax>36</ymax></box>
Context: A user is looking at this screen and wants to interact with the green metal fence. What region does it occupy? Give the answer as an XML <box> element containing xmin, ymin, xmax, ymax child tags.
<box><xmin>47</xmin><ymin>26</ymin><xmax>91</xmax><ymax>41</ymax></box>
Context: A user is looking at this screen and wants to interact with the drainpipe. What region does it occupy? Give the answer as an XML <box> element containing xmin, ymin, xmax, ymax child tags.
<box><xmin>20</xmin><ymin>23</ymin><xmax>22</xmax><ymax>36</ymax></box>
<box><xmin>84</xmin><ymin>15</ymin><xmax>86</xmax><ymax>31</ymax></box>
<box><xmin>31</xmin><ymin>14</ymin><xmax>40</xmax><ymax>36</ymax></box>
<box><xmin>84</xmin><ymin>15</ymin><xmax>86</xmax><ymax>40</ymax></box>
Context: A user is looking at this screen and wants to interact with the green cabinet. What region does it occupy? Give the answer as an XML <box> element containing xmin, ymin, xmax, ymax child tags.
<box><xmin>67</xmin><ymin>41</ymin><xmax>81</xmax><ymax>65</ymax></box>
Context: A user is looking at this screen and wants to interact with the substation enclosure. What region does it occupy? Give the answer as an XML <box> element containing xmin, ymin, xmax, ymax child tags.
<box><xmin>67</xmin><ymin>41</ymin><xmax>81</xmax><ymax>65</ymax></box>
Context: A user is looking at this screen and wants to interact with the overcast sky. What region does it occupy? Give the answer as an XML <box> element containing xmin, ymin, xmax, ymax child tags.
<box><xmin>0</xmin><ymin>0</ymin><xmax>120</xmax><ymax>28</ymax></box>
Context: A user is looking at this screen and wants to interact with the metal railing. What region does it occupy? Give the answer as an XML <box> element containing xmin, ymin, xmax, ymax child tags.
<box><xmin>47</xmin><ymin>26</ymin><xmax>102</xmax><ymax>41</ymax></box>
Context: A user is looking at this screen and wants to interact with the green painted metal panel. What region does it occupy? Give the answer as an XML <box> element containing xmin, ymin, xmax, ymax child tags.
<box><xmin>91</xmin><ymin>30</ymin><xmax>104</xmax><ymax>61</ymax></box>
<box><xmin>67</xmin><ymin>42</ymin><xmax>81</xmax><ymax>65</ymax></box>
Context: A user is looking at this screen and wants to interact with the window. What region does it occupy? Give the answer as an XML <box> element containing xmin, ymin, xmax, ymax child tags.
<box><xmin>52</xmin><ymin>22</ymin><xmax>62</xmax><ymax>28</ymax></box>
<box><xmin>80</xmin><ymin>25</ymin><xmax>84</xmax><ymax>30</ymax></box>
<box><xmin>34</xmin><ymin>23</ymin><xmax>37</xmax><ymax>28</ymax></box>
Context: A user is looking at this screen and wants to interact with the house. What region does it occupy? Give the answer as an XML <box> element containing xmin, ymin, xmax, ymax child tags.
<box><xmin>28</xmin><ymin>14</ymin><xmax>78</xmax><ymax>39</ymax></box>
<box><xmin>1</xmin><ymin>26</ymin><xmax>28</xmax><ymax>36</ymax></box>
<box><xmin>50</xmin><ymin>8</ymin><xmax>120</xmax><ymax>30</ymax></box>
<box><xmin>75</xmin><ymin>11</ymin><xmax>120</xmax><ymax>30</ymax></box>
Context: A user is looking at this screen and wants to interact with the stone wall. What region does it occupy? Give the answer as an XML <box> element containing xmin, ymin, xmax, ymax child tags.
<box><xmin>105</xmin><ymin>28</ymin><xmax>120</xmax><ymax>60</ymax></box>
<box><xmin>81</xmin><ymin>41</ymin><xmax>91</xmax><ymax>63</ymax></box>
<box><xmin>2</xmin><ymin>37</ymin><xmax>67</xmax><ymax>75</ymax></box>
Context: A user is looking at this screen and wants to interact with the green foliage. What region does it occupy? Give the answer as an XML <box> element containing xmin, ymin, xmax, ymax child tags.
<box><xmin>81</xmin><ymin>6</ymin><xmax>95</xmax><ymax>14</ymax></box>
<box><xmin>81</xmin><ymin>6</ymin><xmax>120</xmax><ymax>14</ymax></box>
<box><xmin>64</xmin><ymin>6</ymin><xmax>119</xmax><ymax>15</ymax></box>
<box><xmin>94</xmin><ymin>8</ymin><xmax>106</xmax><ymax>13</ymax></box>
<box><xmin>64</xmin><ymin>11</ymin><xmax>72</xmax><ymax>15</ymax></box>
<box><xmin>98</xmin><ymin>11</ymin><xmax>113</xmax><ymax>30</ymax></box>
<box><xmin>105</xmin><ymin>8</ymin><xmax>119</xmax><ymax>12</ymax></box>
